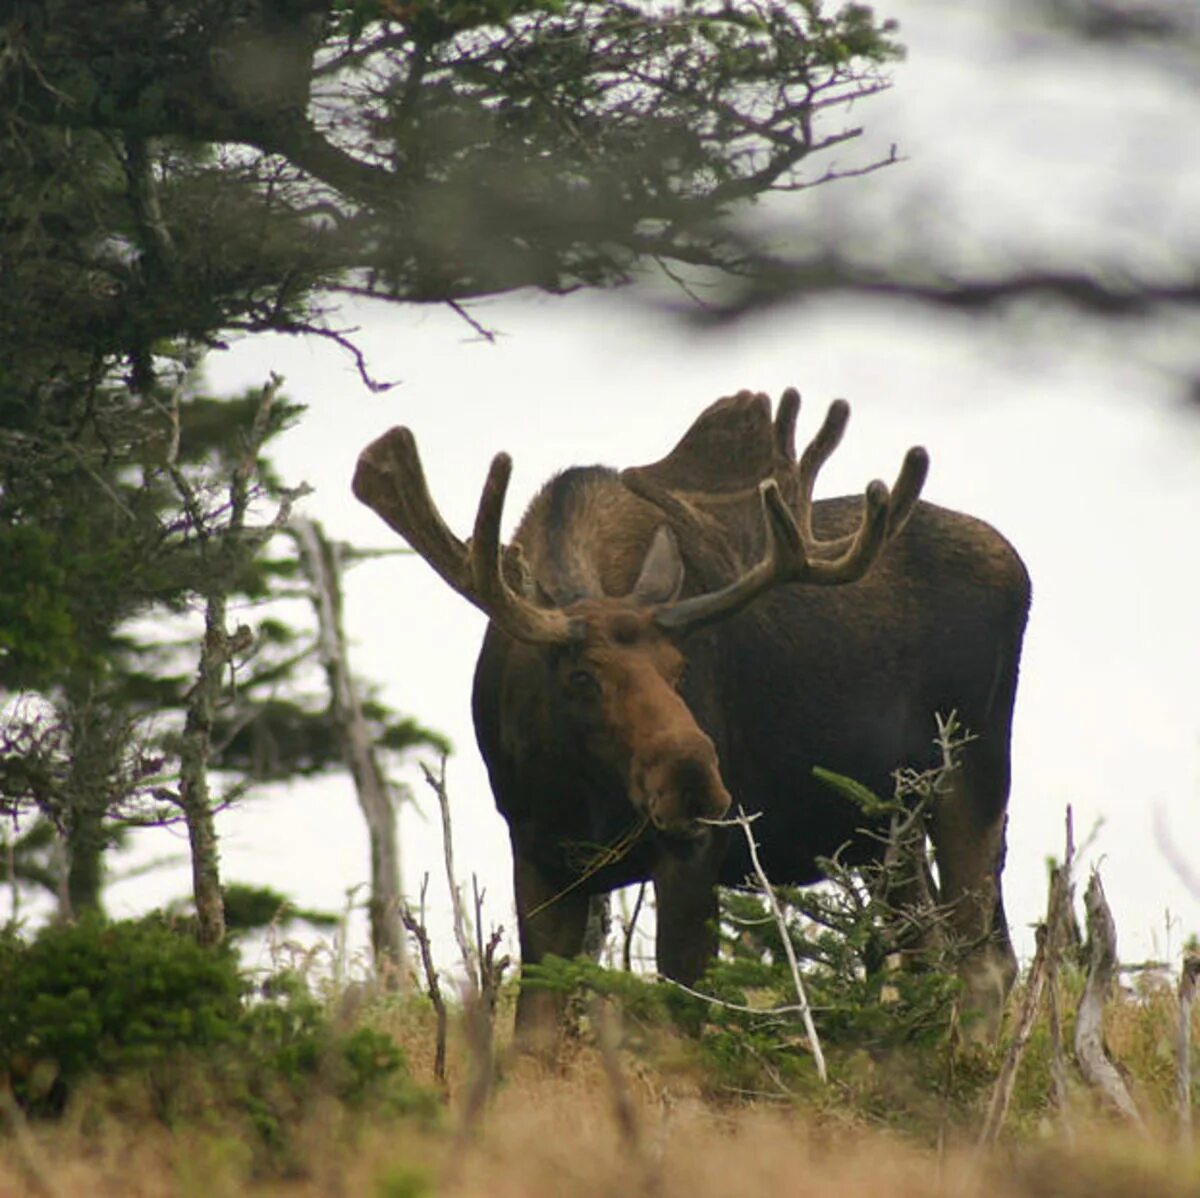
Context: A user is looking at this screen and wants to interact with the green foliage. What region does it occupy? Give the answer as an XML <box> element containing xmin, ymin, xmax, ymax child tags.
<box><xmin>220</xmin><ymin>883</ymin><xmax>340</xmax><ymax>934</ymax></box>
<box><xmin>526</xmin><ymin>846</ymin><xmax>963</xmax><ymax>1119</ymax></box>
<box><xmin>678</xmin><ymin>882</ymin><xmax>961</xmax><ymax>1107</ymax></box>
<box><xmin>0</xmin><ymin>916</ymin><xmax>437</xmax><ymax>1156</ymax></box>
<box><xmin>523</xmin><ymin>954</ymin><xmax>676</xmax><ymax>1024</ymax></box>
<box><xmin>0</xmin><ymin>526</ymin><xmax>82</xmax><ymax>684</ymax></box>
<box><xmin>0</xmin><ymin>914</ymin><xmax>245</xmax><ymax>1116</ymax></box>
<box><xmin>812</xmin><ymin>765</ymin><xmax>891</xmax><ymax>818</ymax></box>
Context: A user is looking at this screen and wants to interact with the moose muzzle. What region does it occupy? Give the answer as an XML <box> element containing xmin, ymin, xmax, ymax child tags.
<box><xmin>633</xmin><ymin>728</ymin><xmax>732</xmax><ymax>836</ymax></box>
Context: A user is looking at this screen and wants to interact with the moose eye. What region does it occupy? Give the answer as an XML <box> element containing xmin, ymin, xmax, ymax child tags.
<box><xmin>566</xmin><ymin>669</ymin><xmax>600</xmax><ymax>699</ymax></box>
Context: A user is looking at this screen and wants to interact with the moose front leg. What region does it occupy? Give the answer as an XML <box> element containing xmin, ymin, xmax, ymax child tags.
<box><xmin>511</xmin><ymin>849</ymin><xmax>591</xmax><ymax>1053</ymax></box>
<box><xmin>653</xmin><ymin>850</ymin><xmax>721</xmax><ymax>986</ymax></box>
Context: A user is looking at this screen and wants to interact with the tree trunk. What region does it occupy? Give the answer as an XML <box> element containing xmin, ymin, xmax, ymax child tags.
<box><xmin>178</xmin><ymin>609</ymin><xmax>229</xmax><ymax>947</ymax></box>
<box><xmin>292</xmin><ymin>518</ymin><xmax>407</xmax><ymax>987</ymax></box>
<box><xmin>60</xmin><ymin>682</ymin><xmax>119</xmax><ymax>918</ymax></box>
<box><xmin>64</xmin><ymin>808</ymin><xmax>105</xmax><ymax>918</ymax></box>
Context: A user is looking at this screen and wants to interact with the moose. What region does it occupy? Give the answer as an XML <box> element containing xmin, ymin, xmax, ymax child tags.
<box><xmin>353</xmin><ymin>389</ymin><xmax>1030</xmax><ymax>1044</ymax></box>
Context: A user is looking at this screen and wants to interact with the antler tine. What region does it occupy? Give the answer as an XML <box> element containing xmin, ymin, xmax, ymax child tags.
<box><xmin>795</xmin><ymin>399</ymin><xmax>850</xmax><ymax>543</ymax></box>
<box><xmin>772</xmin><ymin>386</ymin><xmax>800</xmax><ymax>464</ymax></box>
<box><xmin>886</xmin><ymin>446</ymin><xmax>930</xmax><ymax>538</ymax></box>
<box><xmin>353</xmin><ymin>428</ymin><xmax>574</xmax><ymax>645</ymax></box>
<box><xmin>469</xmin><ymin>450</ymin><xmax>514</xmax><ymax>602</ymax></box>
<box><xmin>801</xmin><ymin>441</ymin><xmax>929</xmax><ymax>585</ymax></box>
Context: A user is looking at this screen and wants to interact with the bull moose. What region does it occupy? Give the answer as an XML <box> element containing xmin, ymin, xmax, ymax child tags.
<box><xmin>353</xmin><ymin>389</ymin><xmax>1030</xmax><ymax>1043</ymax></box>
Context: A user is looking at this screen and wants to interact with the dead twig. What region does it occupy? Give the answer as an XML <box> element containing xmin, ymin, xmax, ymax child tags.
<box><xmin>417</xmin><ymin>757</ymin><xmax>510</xmax><ymax>1163</ymax></box>
<box><xmin>399</xmin><ymin>874</ymin><xmax>448</xmax><ymax>1086</ymax></box>
<box><xmin>622</xmin><ymin>881</ymin><xmax>647</xmax><ymax>973</ymax></box>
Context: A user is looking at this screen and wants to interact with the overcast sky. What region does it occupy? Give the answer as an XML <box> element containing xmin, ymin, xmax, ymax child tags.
<box><xmin>107</xmin><ymin>2</ymin><xmax>1200</xmax><ymax>978</ymax></box>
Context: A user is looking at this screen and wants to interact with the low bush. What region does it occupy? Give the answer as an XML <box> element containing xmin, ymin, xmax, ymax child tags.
<box><xmin>0</xmin><ymin>914</ymin><xmax>437</xmax><ymax>1173</ymax></box>
<box><xmin>0</xmin><ymin>914</ymin><xmax>245</xmax><ymax>1116</ymax></box>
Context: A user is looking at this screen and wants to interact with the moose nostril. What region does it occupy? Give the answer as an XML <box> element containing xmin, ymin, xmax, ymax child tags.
<box><xmin>670</xmin><ymin>759</ymin><xmax>729</xmax><ymax>821</ymax></box>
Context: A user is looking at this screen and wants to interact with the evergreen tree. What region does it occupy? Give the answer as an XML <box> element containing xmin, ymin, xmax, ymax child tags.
<box><xmin>1</xmin><ymin>0</ymin><xmax>901</xmax><ymax>936</ymax></box>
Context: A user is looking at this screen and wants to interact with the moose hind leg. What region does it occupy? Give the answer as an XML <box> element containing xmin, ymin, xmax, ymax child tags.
<box><xmin>929</xmin><ymin>761</ymin><xmax>1017</xmax><ymax>1040</ymax></box>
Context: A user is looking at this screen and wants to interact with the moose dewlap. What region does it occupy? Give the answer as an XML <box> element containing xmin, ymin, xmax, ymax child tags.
<box><xmin>354</xmin><ymin>389</ymin><xmax>1030</xmax><ymax>1045</ymax></box>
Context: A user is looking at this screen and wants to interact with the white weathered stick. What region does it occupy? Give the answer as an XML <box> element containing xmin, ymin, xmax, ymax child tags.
<box><xmin>421</xmin><ymin>753</ymin><xmax>478</xmax><ymax>979</ymax></box>
<box><xmin>1075</xmin><ymin>871</ymin><xmax>1143</xmax><ymax>1126</ymax></box>
<box><xmin>732</xmin><ymin>806</ymin><xmax>827</xmax><ymax>1083</ymax></box>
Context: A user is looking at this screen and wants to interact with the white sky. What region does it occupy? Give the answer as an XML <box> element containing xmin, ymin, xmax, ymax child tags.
<box><xmin>105</xmin><ymin>1</ymin><xmax>1200</xmax><ymax>979</ymax></box>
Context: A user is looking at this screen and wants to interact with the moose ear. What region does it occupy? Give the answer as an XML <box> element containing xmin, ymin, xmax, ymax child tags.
<box><xmin>631</xmin><ymin>526</ymin><xmax>685</xmax><ymax>605</ymax></box>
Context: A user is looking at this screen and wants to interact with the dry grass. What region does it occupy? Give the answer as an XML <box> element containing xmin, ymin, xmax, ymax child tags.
<box><xmin>2</xmin><ymin>981</ymin><xmax>1198</xmax><ymax>1198</ymax></box>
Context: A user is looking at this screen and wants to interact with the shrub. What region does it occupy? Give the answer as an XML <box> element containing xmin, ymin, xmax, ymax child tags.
<box><xmin>0</xmin><ymin>914</ymin><xmax>244</xmax><ymax>1115</ymax></box>
<box><xmin>0</xmin><ymin>915</ymin><xmax>437</xmax><ymax>1170</ymax></box>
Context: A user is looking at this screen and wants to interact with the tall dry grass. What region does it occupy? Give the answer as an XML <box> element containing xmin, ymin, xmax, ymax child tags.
<box><xmin>2</xmin><ymin>980</ymin><xmax>1198</xmax><ymax>1198</ymax></box>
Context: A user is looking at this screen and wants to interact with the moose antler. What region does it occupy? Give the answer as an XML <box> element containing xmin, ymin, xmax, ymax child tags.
<box><xmin>772</xmin><ymin>387</ymin><xmax>925</xmax><ymax>550</ymax></box>
<box><xmin>352</xmin><ymin>427</ymin><xmax>576</xmax><ymax>644</ymax></box>
<box><xmin>655</xmin><ymin>391</ymin><xmax>929</xmax><ymax>632</ymax></box>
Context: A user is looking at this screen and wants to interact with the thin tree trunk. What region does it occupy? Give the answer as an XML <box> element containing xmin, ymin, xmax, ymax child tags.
<box><xmin>178</xmin><ymin>608</ymin><xmax>230</xmax><ymax>947</ymax></box>
<box><xmin>169</xmin><ymin>374</ymin><xmax>299</xmax><ymax>948</ymax></box>
<box><xmin>292</xmin><ymin>517</ymin><xmax>407</xmax><ymax>986</ymax></box>
<box><xmin>63</xmin><ymin>809</ymin><xmax>105</xmax><ymax>918</ymax></box>
<box><xmin>61</xmin><ymin>682</ymin><xmax>120</xmax><ymax>918</ymax></box>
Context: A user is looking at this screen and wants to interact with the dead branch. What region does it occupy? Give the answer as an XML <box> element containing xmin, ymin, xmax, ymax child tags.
<box><xmin>1046</xmin><ymin>808</ymin><xmax>1077</xmax><ymax>1136</ymax></box>
<box><xmin>1179</xmin><ymin>951</ymin><xmax>1200</xmax><ymax>1146</ymax></box>
<box><xmin>978</xmin><ymin>923</ymin><xmax>1051</xmax><ymax>1149</ymax></box>
<box><xmin>622</xmin><ymin>882</ymin><xmax>648</xmax><ymax>973</ymax></box>
<box><xmin>417</xmin><ymin>758</ymin><xmax>509</xmax><ymax>1156</ymax></box>
<box><xmin>421</xmin><ymin>753</ymin><xmax>477</xmax><ymax>979</ymax></box>
<box><xmin>399</xmin><ymin>874</ymin><xmax>448</xmax><ymax>1086</ymax></box>
<box><xmin>979</xmin><ymin>807</ymin><xmax>1076</xmax><ymax>1149</ymax></box>
<box><xmin>454</xmin><ymin>983</ymin><xmax>500</xmax><ymax>1154</ymax></box>
<box><xmin>1075</xmin><ymin>871</ymin><xmax>1144</xmax><ymax>1126</ymax></box>
<box><xmin>661</xmin><ymin>976</ymin><xmax>809</xmax><ymax>1020</ymax></box>
<box><xmin>1154</xmin><ymin>805</ymin><xmax>1200</xmax><ymax>903</ymax></box>
<box><xmin>472</xmin><ymin>874</ymin><xmax>512</xmax><ymax>1013</ymax></box>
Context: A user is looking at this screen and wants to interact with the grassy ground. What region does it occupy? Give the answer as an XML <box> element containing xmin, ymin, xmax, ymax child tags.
<box><xmin>3</xmin><ymin>970</ymin><xmax>1198</xmax><ymax>1198</ymax></box>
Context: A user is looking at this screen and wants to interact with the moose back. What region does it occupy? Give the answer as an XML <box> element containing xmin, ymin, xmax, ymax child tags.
<box><xmin>353</xmin><ymin>390</ymin><xmax>1030</xmax><ymax>1042</ymax></box>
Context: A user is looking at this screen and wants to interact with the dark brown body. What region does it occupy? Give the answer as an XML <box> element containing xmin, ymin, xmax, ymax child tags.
<box><xmin>471</xmin><ymin>429</ymin><xmax>1029</xmax><ymax>1039</ymax></box>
